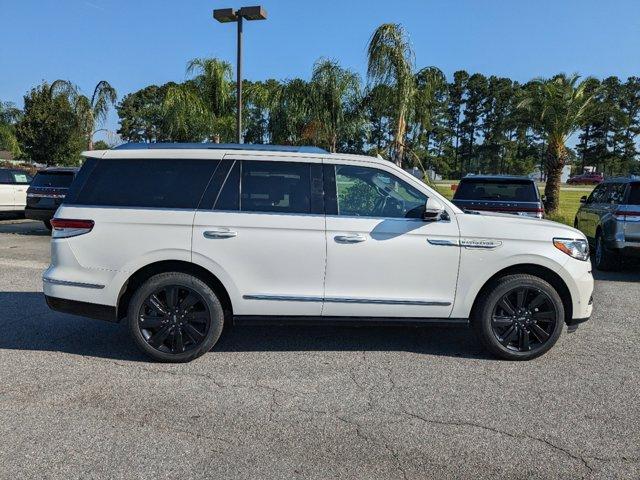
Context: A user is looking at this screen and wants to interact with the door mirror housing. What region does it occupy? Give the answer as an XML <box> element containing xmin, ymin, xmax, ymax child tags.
<box><xmin>423</xmin><ymin>198</ymin><xmax>446</xmax><ymax>221</ymax></box>
<box><xmin>580</xmin><ymin>195</ymin><xmax>587</xmax><ymax>204</ymax></box>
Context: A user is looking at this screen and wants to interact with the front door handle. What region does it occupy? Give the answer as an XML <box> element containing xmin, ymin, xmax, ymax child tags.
<box><xmin>335</xmin><ymin>234</ymin><xmax>366</xmax><ymax>244</ymax></box>
<box><xmin>204</xmin><ymin>229</ymin><xmax>237</xmax><ymax>239</ymax></box>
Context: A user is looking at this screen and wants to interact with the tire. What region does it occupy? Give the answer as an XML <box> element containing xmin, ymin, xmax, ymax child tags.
<box><xmin>127</xmin><ymin>272</ymin><xmax>224</xmax><ymax>363</ymax></box>
<box><xmin>43</xmin><ymin>219</ymin><xmax>52</xmax><ymax>231</ymax></box>
<box><xmin>594</xmin><ymin>233</ymin><xmax>619</xmax><ymax>271</ymax></box>
<box><xmin>473</xmin><ymin>274</ymin><xmax>564</xmax><ymax>360</ymax></box>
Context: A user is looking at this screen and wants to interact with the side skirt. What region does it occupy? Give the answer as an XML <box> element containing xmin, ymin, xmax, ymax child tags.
<box><xmin>233</xmin><ymin>316</ymin><xmax>469</xmax><ymax>327</ymax></box>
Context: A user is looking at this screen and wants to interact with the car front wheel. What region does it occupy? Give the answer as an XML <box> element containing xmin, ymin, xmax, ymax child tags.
<box><xmin>127</xmin><ymin>272</ymin><xmax>224</xmax><ymax>362</ymax></box>
<box><xmin>594</xmin><ymin>233</ymin><xmax>619</xmax><ymax>271</ymax></box>
<box><xmin>473</xmin><ymin>274</ymin><xmax>564</xmax><ymax>360</ymax></box>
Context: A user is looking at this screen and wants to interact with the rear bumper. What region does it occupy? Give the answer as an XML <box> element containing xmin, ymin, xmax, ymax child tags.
<box><xmin>45</xmin><ymin>295</ymin><xmax>118</xmax><ymax>322</ymax></box>
<box><xmin>24</xmin><ymin>207</ymin><xmax>55</xmax><ymax>221</ymax></box>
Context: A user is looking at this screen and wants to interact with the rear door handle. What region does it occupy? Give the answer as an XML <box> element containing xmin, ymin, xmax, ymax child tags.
<box><xmin>204</xmin><ymin>229</ymin><xmax>237</xmax><ymax>239</ymax></box>
<box><xmin>335</xmin><ymin>234</ymin><xmax>366</xmax><ymax>244</ymax></box>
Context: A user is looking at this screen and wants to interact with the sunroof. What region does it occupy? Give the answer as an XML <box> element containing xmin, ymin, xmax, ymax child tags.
<box><xmin>113</xmin><ymin>143</ymin><xmax>328</xmax><ymax>154</ymax></box>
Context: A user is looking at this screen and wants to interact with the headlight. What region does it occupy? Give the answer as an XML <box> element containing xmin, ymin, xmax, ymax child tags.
<box><xmin>553</xmin><ymin>238</ymin><xmax>590</xmax><ymax>261</ymax></box>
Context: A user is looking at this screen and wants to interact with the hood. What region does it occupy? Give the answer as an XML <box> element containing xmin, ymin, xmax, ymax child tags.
<box><xmin>457</xmin><ymin>210</ymin><xmax>585</xmax><ymax>241</ymax></box>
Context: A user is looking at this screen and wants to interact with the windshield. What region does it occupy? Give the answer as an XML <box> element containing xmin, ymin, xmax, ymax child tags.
<box><xmin>628</xmin><ymin>183</ymin><xmax>640</xmax><ymax>205</ymax></box>
<box><xmin>32</xmin><ymin>172</ymin><xmax>75</xmax><ymax>188</ymax></box>
<box><xmin>454</xmin><ymin>179</ymin><xmax>538</xmax><ymax>202</ymax></box>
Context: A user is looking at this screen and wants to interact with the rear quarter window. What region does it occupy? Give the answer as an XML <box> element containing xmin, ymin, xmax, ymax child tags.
<box><xmin>68</xmin><ymin>158</ymin><xmax>219</xmax><ymax>209</ymax></box>
<box><xmin>454</xmin><ymin>179</ymin><xmax>538</xmax><ymax>202</ymax></box>
<box><xmin>628</xmin><ymin>184</ymin><xmax>640</xmax><ymax>205</ymax></box>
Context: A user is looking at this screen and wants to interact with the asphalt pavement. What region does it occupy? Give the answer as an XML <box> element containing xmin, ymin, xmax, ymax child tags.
<box><xmin>0</xmin><ymin>219</ymin><xmax>638</xmax><ymax>479</ymax></box>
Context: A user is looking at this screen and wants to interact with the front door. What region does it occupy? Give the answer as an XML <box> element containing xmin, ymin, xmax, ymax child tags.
<box><xmin>322</xmin><ymin>162</ymin><xmax>460</xmax><ymax>319</ymax></box>
<box><xmin>0</xmin><ymin>171</ymin><xmax>15</xmax><ymax>211</ymax></box>
<box><xmin>192</xmin><ymin>157</ymin><xmax>326</xmax><ymax>317</ymax></box>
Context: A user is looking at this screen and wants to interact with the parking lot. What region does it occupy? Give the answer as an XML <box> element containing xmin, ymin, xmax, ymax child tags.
<box><xmin>0</xmin><ymin>219</ymin><xmax>638</xmax><ymax>480</ymax></box>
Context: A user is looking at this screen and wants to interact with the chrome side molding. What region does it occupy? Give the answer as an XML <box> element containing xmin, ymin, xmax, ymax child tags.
<box><xmin>243</xmin><ymin>294</ymin><xmax>451</xmax><ymax>307</ymax></box>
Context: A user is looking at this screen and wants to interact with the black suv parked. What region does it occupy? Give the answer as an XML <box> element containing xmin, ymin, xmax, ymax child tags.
<box><xmin>452</xmin><ymin>175</ymin><xmax>544</xmax><ymax>218</ymax></box>
<box><xmin>575</xmin><ymin>177</ymin><xmax>640</xmax><ymax>270</ymax></box>
<box><xmin>25</xmin><ymin>167</ymin><xmax>78</xmax><ymax>229</ymax></box>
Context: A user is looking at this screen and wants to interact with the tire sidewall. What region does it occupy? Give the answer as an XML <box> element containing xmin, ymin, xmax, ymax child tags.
<box><xmin>476</xmin><ymin>275</ymin><xmax>564</xmax><ymax>360</ymax></box>
<box><xmin>128</xmin><ymin>272</ymin><xmax>224</xmax><ymax>362</ymax></box>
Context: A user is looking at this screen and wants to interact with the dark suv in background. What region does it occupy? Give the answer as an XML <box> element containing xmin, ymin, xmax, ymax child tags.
<box><xmin>575</xmin><ymin>177</ymin><xmax>640</xmax><ymax>270</ymax></box>
<box><xmin>452</xmin><ymin>175</ymin><xmax>544</xmax><ymax>218</ymax></box>
<box><xmin>25</xmin><ymin>167</ymin><xmax>78</xmax><ymax>230</ymax></box>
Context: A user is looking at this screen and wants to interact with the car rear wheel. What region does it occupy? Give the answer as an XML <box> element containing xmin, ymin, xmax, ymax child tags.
<box><xmin>473</xmin><ymin>274</ymin><xmax>564</xmax><ymax>360</ymax></box>
<box><xmin>594</xmin><ymin>233</ymin><xmax>619</xmax><ymax>271</ymax></box>
<box><xmin>127</xmin><ymin>272</ymin><xmax>224</xmax><ymax>362</ymax></box>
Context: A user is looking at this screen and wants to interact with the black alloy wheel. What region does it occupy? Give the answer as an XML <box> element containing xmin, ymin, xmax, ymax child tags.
<box><xmin>473</xmin><ymin>274</ymin><xmax>564</xmax><ymax>360</ymax></box>
<box><xmin>138</xmin><ymin>285</ymin><xmax>210</xmax><ymax>354</ymax></box>
<box><xmin>490</xmin><ymin>286</ymin><xmax>557</xmax><ymax>353</ymax></box>
<box><xmin>128</xmin><ymin>272</ymin><xmax>224</xmax><ymax>362</ymax></box>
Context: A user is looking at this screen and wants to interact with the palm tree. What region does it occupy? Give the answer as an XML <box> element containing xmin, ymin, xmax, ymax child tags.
<box><xmin>519</xmin><ymin>74</ymin><xmax>597</xmax><ymax>213</ymax></box>
<box><xmin>367</xmin><ymin>23</ymin><xmax>415</xmax><ymax>166</ymax></box>
<box><xmin>309</xmin><ymin>58</ymin><xmax>362</xmax><ymax>152</ymax></box>
<box><xmin>50</xmin><ymin>80</ymin><xmax>117</xmax><ymax>150</ymax></box>
<box><xmin>163</xmin><ymin>58</ymin><xmax>233</xmax><ymax>142</ymax></box>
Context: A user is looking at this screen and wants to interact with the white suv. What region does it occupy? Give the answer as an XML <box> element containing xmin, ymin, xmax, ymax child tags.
<box><xmin>43</xmin><ymin>144</ymin><xmax>594</xmax><ymax>362</ymax></box>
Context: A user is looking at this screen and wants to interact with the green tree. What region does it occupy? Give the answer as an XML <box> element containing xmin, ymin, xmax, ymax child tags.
<box><xmin>117</xmin><ymin>83</ymin><xmax>175</xmax><ymax>142</ymax></box>
<box><xmin>367</xmin><ymin>23</ymin><xmax>415</xmax><ymax>166</ymax></box>
<box><xmin>519</xmin><ymin>74</ymin><xmax>597</xmax><ymax>213</ymax></box>
<box><xmin>0</xmin><ymin>101</ymin><xmax>22</xmax><ymax>157</ymax></box>
<box><xmin>16</xmin><ymin>82</ymin><xmax>85</xmax><ymax>166</ymax></box>
<box><xmin>49</xmin><ymin>80</ymin><xmax>117</xmax><ymax>150</ymax></box>
<box><xmin>309</xmin><ymin>58</ymin><xmax>362</xmax><ymax>152</ymax></box>
<box><xmin>447</xmin><ymin>71</ymin><xmax>469</xmax><ymax>177</ymax></box>
<box><xmin>163</xmin><ymin>58</ymin><xmax>234</xmax><ymax>142</ymax></box>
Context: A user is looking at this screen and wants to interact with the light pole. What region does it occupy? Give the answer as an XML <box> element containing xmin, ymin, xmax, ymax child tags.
<box><xmin>213</xmin><ymin>6</ymin><xmax>267</xmax><ymax>144</ymax></box>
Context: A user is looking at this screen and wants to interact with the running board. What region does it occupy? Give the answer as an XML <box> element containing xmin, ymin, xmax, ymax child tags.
<box><xmin>232</xmin><ymin>316</ymin><xmax>469</xmax><ymax>327</ymax></box>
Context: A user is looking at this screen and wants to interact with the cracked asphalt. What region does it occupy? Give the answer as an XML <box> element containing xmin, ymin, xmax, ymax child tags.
<box><xmin>0</xmin><ymin>219</ymin><xmax>639</xmax><ymax>479</ymax></box>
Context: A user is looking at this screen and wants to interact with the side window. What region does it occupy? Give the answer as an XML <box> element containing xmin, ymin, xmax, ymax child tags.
<box><xmin>214</xmin><ymin>161</ymin><xmax>240</xmax><ymax>211</ymax></box>
<box><xmin>0</xmin><ymin>171</ymin><xmax>13</xmax><ymax>184</ymax></box>
<box><xmin>240</xmin><ymin>161</ymin><xmax>311</xmax><ymax>214</ymax></box>
<box><xmin>70</xmin><ymin>159</ymin><xmax>219</xmax><ymax>209</ymax></box>
<box><xmin>587</xmin><ymin>185</ymin><xmax>607</xmax><ymax>204</ymax></box>
<box><xmin>334</xmin><ymin>165</ymin><xmax>427</xmax><ymax>218</ymax></box>
<box><xmin>607</xmin><ymin>183</ymin><xmax>626</xmax><ymax>204</ymax></box>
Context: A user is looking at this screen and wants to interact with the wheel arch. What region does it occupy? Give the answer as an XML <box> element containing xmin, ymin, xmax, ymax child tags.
<box><xmin>116</xmin><ymin>260</ymin><xmax>233</xmax><ymax>322</ymax></box>
<box><xmin>470</xmin><ymin>263</ymin><xmax>573</xmax><ymax>325</ymax></box>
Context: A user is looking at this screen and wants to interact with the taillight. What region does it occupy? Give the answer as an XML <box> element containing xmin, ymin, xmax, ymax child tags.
<box><xmin>614</xmin><ymin>210</ymin><xmax>640</xmax><ymax>221</ymax></box>
<box><xmin>50</xmin><ymin>218</ymin><xmax>94</xmax><ymax>238</ymax></box>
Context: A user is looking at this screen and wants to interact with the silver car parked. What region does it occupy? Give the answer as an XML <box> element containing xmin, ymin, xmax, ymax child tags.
<box><xmin>575</xmin><ymin>178</ymin><xmax>640</xmax><ymax>270</ymax></box>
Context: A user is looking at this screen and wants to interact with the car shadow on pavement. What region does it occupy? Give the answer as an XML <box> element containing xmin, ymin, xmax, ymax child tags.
<box><xmin>0</xmin><ymin>292</ymin><xmax>490</xmax><ymax>361</ymax></box>
<box><xmin>592</xmin><ymin>260</ymin><xmax>640</xmax><ymax>283</ymax></box>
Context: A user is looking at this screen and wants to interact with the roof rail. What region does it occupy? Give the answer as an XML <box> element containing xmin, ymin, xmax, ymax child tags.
<box><xmin>113</xmin><ymin>142</ymin><xmax>328</xmax><ymax>154</ymax></box>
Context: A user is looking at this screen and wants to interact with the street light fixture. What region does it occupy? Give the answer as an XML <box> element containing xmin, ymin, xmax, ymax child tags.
<box><xmin>213</xmin><ymin>5</ymin><xmax>267</xmax><ymax>144</ymax></box>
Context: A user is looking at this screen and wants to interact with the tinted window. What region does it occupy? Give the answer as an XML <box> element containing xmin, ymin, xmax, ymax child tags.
<box><xmin>588</xmin><ymin>184</ymin><xmax>609</xmax><ymax>204</ymax></box>
<box><xmin>240</xmin><ymin>161</ymin><xmax>311</xmax><ymax>214</ymax></box>
<box><xmin>31</xmin><ymin>172</ymin><xmax>74</xmax><ymax>188</ymax></box>
<box><xmin>628</xmin><ymin>184</ymin><xmax>640</xmax><ymax>205</ymax></box>
<box><xmin>0</xmin><ymin>170</ymin><xmax>14</xmax><ymax>184</ymax></box>
<box><xmin>606</xmin><ymin>183</ymin><xmax>626</xmax><ymax>204</ymax></box>
<box><xmin>71</xmin><ymin>159</ymin><xmax>218</xmax><ymax>209</ymax></box>
<box><xmin>454</xmin><ymin>179</ymin><xmax>538</xmax><ymax>202</ymax></box>
<box><xmin>335</xmin><ymin>165</ymin><xmax>427</xmax><ymax>218</ymax></box>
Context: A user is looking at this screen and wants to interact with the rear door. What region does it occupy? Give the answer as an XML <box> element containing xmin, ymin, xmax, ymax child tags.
<box><xmin>11</xmin><ymin>171</ymin><xmax>31</xmax><ymax>208</ymax></box>
<box><xmin>0</xmin><ymin>170</ymin><xmax>14</xmax><ymax>210</ymax></box>
<box><xmin>192</xmin><ymin>156</ymin><xmax>326</xmax><ymax>317</ymax></box>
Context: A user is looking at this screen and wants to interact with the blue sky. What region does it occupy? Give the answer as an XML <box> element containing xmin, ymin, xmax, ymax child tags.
<box><xmin>1</xmin><ymin>0</ymin><xmax>639</xmax><ymax>138</ymax></box>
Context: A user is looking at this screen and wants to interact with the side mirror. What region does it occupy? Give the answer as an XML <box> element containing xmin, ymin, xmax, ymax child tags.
<box><xmin>423</xmin><ymin>198</ymin><xmax>446</xmax><ymax>221</ymax></box>
<box><xmin>580</xmin><ymin>195</ymin><xmax>587</xmax><ymax>204</ymax></box>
